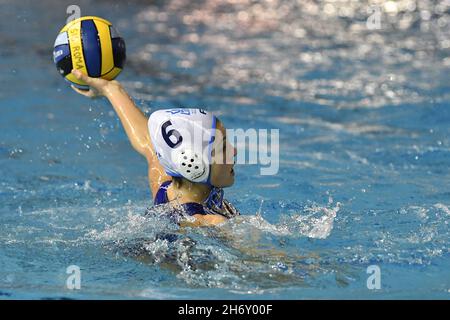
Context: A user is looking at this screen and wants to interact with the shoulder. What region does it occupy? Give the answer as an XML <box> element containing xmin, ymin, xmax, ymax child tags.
<box><xmin>187</xmin><ymin>214</ymin><xmax>228</xmax><ymax>227</ymax></box>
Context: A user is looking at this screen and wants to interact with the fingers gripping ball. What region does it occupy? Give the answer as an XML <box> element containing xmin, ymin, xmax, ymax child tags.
<box><xmin>53</xmin><ymin>16</ymin><xmax>126</xmax><ymax>89</ymax></box>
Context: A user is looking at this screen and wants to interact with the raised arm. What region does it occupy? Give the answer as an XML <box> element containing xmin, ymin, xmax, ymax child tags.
<box><xmin>70</xmin><ymin>69</ymin><xmax>171</xmax><ymax>197</ymax></box>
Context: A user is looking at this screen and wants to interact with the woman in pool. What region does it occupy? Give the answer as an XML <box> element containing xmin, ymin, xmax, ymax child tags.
<box><xmin>70</xmin><ymin>69</ymin><xmax>240</xmax><ymax>227</ymax></box>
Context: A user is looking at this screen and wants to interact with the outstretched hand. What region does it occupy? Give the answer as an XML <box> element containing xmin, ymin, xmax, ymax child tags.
<box><xmin>70</xmin><ymin>69</ymin><xmax>119</xmax><ymax>98</ymax></box>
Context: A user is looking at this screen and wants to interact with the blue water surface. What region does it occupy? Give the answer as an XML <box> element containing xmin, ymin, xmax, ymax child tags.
<box><xmin>0</xmin><ymin>0</ymin><xmax>449</xmax><ymax>299</ymax></box>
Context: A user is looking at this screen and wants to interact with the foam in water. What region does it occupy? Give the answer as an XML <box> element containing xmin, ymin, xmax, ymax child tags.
<box><xmin>76</xmin><ymin>197</ymin><xmax>341</xmax><ymax>289</ymax></box>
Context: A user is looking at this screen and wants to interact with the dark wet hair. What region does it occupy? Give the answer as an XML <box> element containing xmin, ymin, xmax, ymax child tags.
<box><xmin>172</xmin><ymin>176</ymin><xmax>184</xmax><ymax>188</ymax></box>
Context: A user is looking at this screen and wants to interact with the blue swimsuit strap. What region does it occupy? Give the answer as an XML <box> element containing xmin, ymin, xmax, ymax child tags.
<box><xmin>180</xmin><ymin>202</ymin><xmax>207</xmax><ymax>216</ymax></box>
<box><xmin>154</xmin><ymin>180</ymin><xmax>172</xmax><ymax>205</ymax></box>
<box><xmin>153</xmin><ymin>180</ymin><xmax>207</xmax><ymax>216</ymax></box>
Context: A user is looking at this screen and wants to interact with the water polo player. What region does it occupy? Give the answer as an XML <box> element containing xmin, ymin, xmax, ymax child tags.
<box><xmin>70</xmin><ymin>69</ymin><xmax>240</xmax><ymax>226</ymax></box>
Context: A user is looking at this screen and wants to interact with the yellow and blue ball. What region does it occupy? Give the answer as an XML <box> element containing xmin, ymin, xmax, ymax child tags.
<box><xmin>53</xmin><ymin>16</ymin><xmax>126</xmax><ymax>88</ymax></box>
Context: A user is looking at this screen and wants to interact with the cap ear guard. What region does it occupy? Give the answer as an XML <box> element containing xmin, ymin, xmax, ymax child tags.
<box><xmin>172</xmin><ymin>148</ymin><xmax>210</xmax><ymax>183</ymax></box>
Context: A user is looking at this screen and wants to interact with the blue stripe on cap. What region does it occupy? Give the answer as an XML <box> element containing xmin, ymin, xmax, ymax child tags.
<box><xmin>81</xmin><ymin>19</ymin><xmax>101</xmax><ymax>77</ymax></box>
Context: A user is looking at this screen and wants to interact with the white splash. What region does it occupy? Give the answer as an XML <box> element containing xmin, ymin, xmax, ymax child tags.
<box><xmin>286</xmin><ymin>199</ymin><xmax>341</xmax><ymax>239</ymax></box>
<box><xmin>229</xmin><ymin>197</ymin><xmax>340</xmax><ymax>240</ymax></box>
<box><xmin>434</xmin><ymin>203</ymin><xmax>450</xmax><ymax>216</ymax></box>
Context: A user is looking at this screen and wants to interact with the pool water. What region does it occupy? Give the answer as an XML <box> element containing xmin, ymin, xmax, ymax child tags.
<box><xmin>0</xmin><ymin>0</ymin><xmax>449</xmax><ymax>299</ymax></box>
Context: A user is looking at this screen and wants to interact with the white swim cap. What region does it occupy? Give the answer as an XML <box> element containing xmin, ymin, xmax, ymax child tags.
<box><xmin>148</xmin><ymin>108</ymin><xmax>217</xmax><ymax>184</ymax></box>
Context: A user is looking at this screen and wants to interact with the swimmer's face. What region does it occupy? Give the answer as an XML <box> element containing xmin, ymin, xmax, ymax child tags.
<box><xmin>210</xmin><ymin>119</ymin><xmax>237</xmax><ymax>188</ymax></box>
